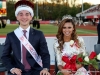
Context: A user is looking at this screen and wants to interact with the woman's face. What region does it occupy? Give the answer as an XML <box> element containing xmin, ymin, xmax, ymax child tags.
<box><xmin>62</xmin><ymin>22</ymin><xmax>74</xmax><ymax>37</ymax></box>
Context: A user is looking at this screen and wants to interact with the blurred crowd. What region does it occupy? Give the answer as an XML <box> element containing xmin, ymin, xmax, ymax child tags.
<box><xmin>0</xmin><ymin>19</ymin><xmax>6</xmax><ymax>29</ymax></box>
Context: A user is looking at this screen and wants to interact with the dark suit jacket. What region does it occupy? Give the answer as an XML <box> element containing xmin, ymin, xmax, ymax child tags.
<box><xmin>1</xmin><ymin>27</ymin><xmax>50</xmax><ymax>74</ymax></box>
<box><xmin>97</xmin><ymin>23</ymin><xmax>100</xmax><ymax>44</ymax></box>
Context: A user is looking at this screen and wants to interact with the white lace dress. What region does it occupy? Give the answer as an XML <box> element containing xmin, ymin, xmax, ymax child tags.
<box><xmin>53</xmin><ymin>37</ymin><xmax>86</xmax><ymax>67</ymax></box>
<box><xmin>74</xmin><ymin>67</ymin><xmax>89</xmax><ymax>75</ymax></box>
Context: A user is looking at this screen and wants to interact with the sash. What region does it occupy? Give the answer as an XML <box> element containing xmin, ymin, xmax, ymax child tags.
<box><xmin>14</xmin><ymin>28</ymin><xmax>43</xmax><ymax>67</ymax></box>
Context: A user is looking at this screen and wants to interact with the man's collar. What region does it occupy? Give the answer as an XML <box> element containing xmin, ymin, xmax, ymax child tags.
<box><xmin>19</xmin><ymin>26</ymin><xmax>30</xmax><ymax>32</ymax></box>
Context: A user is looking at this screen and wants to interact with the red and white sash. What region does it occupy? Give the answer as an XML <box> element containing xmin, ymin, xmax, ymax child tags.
<box><xmin>14</xmin><ymin>28</ymin><xmax>43</xmax><ymax>67</ymax></box>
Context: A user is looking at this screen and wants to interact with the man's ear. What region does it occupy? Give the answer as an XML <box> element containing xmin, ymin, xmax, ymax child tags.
<box><xmin>16</xmin><ymin>16</ymin><xmax>19</xmax><ymax>21</ymax></box>
<box><xmin>31</xmin><ymin>16</ymin><xmax>33</xmax><ymax>20</ymax></box>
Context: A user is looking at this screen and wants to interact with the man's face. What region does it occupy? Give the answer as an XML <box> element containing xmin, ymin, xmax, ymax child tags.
<box><xmin>16</xmin><ymin>10</ymin><xmax>32</xmax><ymax>26</ymax></box>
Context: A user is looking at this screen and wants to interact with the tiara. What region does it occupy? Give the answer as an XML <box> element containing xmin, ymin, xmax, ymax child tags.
<box><xmin>62</xmin><ymin>14</ymin><xmax>72</xmax><ymax>20</ymax></box>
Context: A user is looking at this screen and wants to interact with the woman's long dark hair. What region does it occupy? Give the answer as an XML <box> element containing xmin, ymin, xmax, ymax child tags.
<box><xmin>56</xmin><ymin>19</ymin><xmax>78</xmax><ymax>51</ymax></box>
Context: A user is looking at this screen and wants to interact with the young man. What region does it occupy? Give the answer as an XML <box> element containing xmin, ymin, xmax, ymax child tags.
<box><xmin>97</xmin><ymin>20</ymin><xmax>100</xmax><ymax>44</ymax></box>
<box><xmin>1</xmin><ymin>1</ymin><xmax>50</xmax><ymax>75</ymax></box>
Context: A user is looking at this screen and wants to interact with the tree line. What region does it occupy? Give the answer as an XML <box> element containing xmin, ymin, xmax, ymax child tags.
<box><xmin>7</xmin><ymin>0</ymin><xmax>93</xmax><ymax>21</ymax></box>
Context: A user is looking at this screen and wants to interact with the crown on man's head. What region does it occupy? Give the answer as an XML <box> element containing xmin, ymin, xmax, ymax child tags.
<box><xmin>15</xmin><ymin>0</ymin><xmax>34</xmax><ymax>10</ymax></box>
<box><xmin>15</xmin><ymin>0</ymin><xmax>34</xmax><ymax>17</ymax></box>
<box><xmin>62</xmin><ymin>14</ymin><xmax>72</xmax><ymax>20</ymax></box>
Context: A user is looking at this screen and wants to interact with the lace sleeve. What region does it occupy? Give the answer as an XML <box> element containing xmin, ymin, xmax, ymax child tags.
<box><xmin>53</xmin><ymin>42</ymin><xmax>62</xmax><ymax>66</ymax></box>
<box><xmin>78</xmin><ymin>37</ymin><xmax>86</xmax><ymax>53</ymax></box>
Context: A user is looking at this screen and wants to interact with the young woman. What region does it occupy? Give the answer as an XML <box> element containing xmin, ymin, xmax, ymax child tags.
<box><xmin>54</xmin><ymin>16</ymin><xmax>86</xmax><ymax>75</ymax></box>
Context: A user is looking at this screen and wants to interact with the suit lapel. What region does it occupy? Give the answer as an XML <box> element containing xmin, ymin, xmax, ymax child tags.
<box><xmin>13</xmin><ymin>32</ymin><xmax>21</xmax><ymax>61</ymax></box>
<box><xmin>29</xmin><ymin>27</ymin><xmax>35</xmax><ymax>44</ymax></box>
<box><xmin>27</xmin><ymin>28</ymin><xmax>35</xmax><ymax>56</ymax></box>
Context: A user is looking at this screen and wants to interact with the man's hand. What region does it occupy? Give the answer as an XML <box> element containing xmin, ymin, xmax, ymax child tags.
<box><xmin>40</xmin><ymin>69</ymin><xmax>50</xmax><ymax>75</ymax></box>
<box><xmin>11</xmin><ymin>68</ymin><xmax>22</xmax><ymax>75</ymax></box>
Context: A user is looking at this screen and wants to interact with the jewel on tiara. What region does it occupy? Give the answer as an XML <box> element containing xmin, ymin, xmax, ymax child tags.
<box><xmin>62</xmin><ymin>15</ymin><xmax>72</xmax><ymax>20</ymax></box>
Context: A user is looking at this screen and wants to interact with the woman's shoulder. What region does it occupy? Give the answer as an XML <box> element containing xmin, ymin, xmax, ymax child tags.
<box><xmin>77</xmin><ymin>36</ymin><xmax>83</xmax><ymax>40</ymax></box>
<box><xmin>77</xmin><ymin>36</ymin><xmax>84</xmax><ymax>42</ymax></box>
<box><xmin>54</xmin><ymin>39</ymin><xmax>59</xmax><ymax>47</ymax></box>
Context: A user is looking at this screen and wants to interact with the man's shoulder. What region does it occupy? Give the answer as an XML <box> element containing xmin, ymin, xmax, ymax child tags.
<box><xmin>7</xmin><ymin>31</ymin><xmax>14</xmax><ymax>35</ymax></box>
<box><xmin>97</xmin><ymin>23</ymin><xmax>100</xmax><ymax>27</ymax></box>
<box><xmin>6</xmin><ymin>31</ymin><xmax>15</xmax><ymax>39</ymax></box>
<box><xmin>30</xmin><ymin>27</ymin><xmax>43</xmax><ymax>34</ymax></box>
<box><xmin>98</xmin><ymin>23</ymin><xmax>100</xmax><ymax>25</ymax></box>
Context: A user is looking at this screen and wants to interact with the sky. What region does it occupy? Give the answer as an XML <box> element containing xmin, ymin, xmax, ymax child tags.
<box><xmin>76</xmin><ymin>0</ymin><xmax>100</xmax><ymax>5</ymax></box>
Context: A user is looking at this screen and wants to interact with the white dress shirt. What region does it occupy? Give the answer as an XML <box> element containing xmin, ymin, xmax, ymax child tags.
<box><xmin>18</xmin><ymin>26</ymin><xmax>30</xmax><ymax>63</ymax></box>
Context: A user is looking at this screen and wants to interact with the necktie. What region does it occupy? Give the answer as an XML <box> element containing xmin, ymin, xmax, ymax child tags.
<box><xmin>22</xmin><ymin>30</ymin><xmax>31</xmax><ymax>70</ymax></box>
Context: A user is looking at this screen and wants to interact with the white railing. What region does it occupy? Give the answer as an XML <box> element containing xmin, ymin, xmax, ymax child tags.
<box><xmin>0</xmin><ymin>36</ymin><xmax>98</xmax><ymax>65</ymax></box>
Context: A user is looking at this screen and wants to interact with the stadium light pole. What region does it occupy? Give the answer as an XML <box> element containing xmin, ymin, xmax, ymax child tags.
<box><xmin>82</xmin><ymin>0</ymin><xmax>83</xmax><ymax>13</ymax></box>
<box><xmin>80</xmin><ymin>0</ymin><xmax>84</xmax><ymax>20</ymax></box>
<box><xmin>36</xmin><ymin>0</ymin><xmax>38</xmax><ymax>19</ymax></box>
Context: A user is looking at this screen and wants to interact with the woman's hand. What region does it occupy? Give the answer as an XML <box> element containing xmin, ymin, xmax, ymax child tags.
<box><xmin>61</xmin><ymin>69</ymin><xmax>73</xmax><ymax>75</ymax></box>
<box><xmin>40</xmin><ymin>69</ymin><xmax>50</xmax><ymax>75</ymax></box>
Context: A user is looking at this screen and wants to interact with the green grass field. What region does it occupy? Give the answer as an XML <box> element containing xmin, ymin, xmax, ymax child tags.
<box><xmin>0</xmin><ymin>24</ymin><xmax>97</xmax><ymax>36</ymax></box>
